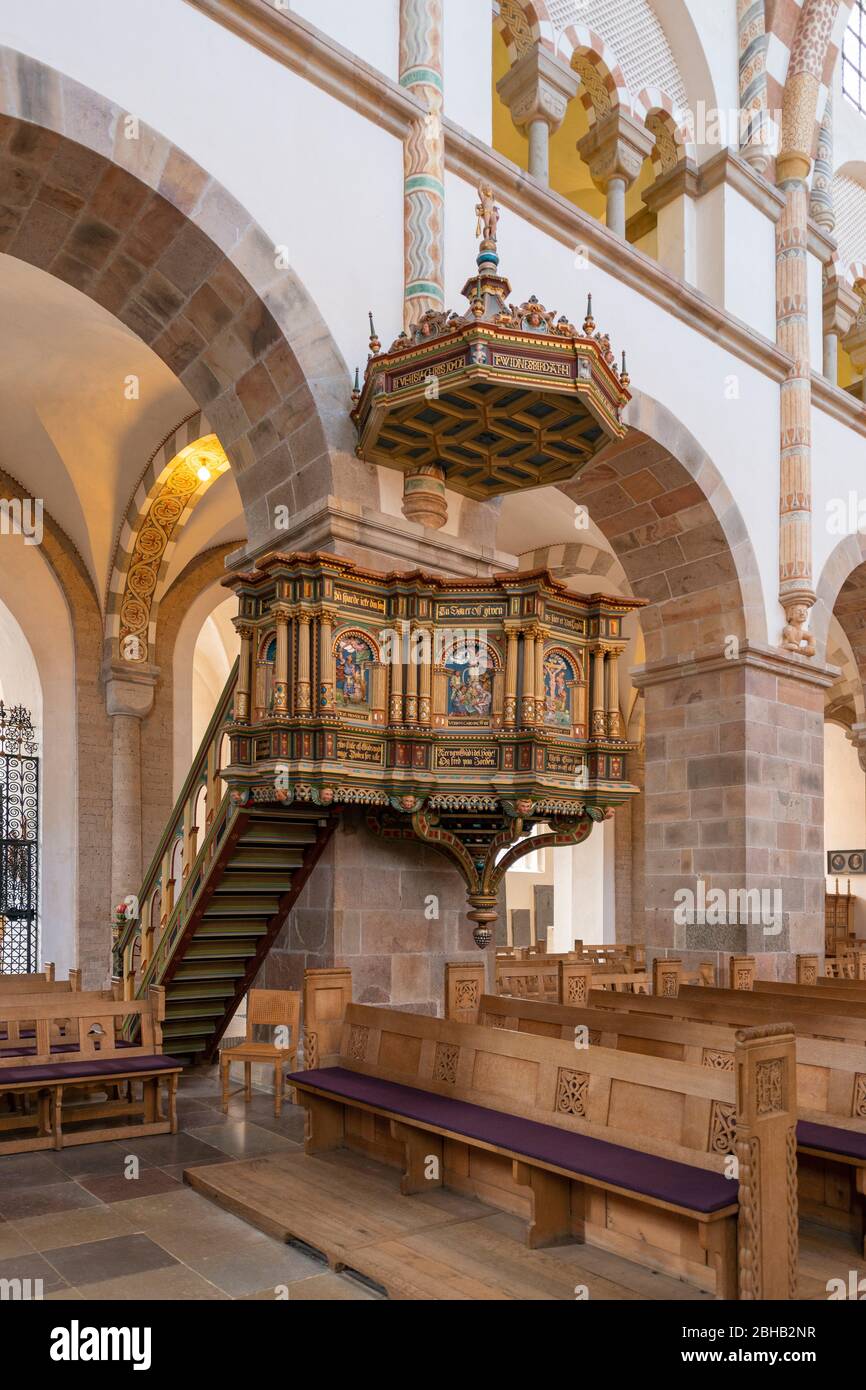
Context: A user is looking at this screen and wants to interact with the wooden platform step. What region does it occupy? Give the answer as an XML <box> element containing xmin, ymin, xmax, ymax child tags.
<box><xmin>183</xmin><ymin>1150</ymin><xmax>716</xmax><ymax>1301</ymax></box>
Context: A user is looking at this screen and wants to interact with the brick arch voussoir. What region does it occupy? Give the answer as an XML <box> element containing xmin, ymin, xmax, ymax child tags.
<box><xmin>812</xmin><ymin>532</ymin><xmax>866</xmax><ymax>661</ymax></box>
<box><xmin>0</xmin><ymin>48</ymin><xmax>353</xmax><ymax>550</ymax></box>
<box><xmin>557</xmin><ymin>391</ymin><xmax>766</xmax><ymax>664</ymax></box>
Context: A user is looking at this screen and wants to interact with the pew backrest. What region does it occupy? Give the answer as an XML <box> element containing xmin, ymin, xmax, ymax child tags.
<box><xmin>337</xmin><ymin>1001</ymin><xmax>737</xmax><ymax>1172</ymax></box>
<box><xmin>0</xmin><ymin>987</ymin><xmax>167</xmax><ymax>1068</ymax></box>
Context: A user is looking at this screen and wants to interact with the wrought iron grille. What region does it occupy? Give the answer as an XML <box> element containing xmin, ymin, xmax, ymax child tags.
<box><xmin>0</xmin><ymin>702</ymin><xmax>39</xmax><ymax>974</ymax></box>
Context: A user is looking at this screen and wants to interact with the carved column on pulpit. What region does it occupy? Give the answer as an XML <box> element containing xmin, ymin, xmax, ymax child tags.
<box><xmin>296</xmin><ymin>612</ymin><xmax>312</xmax><ymax>714</ymax></box>
<box><xmin>520</xmin><ymin>628</ymin><xmax>536</xmax><ymax>726</ymax></box>
<box><xmin>273</xmin><ymin>605</ymin><xmax>290</xmax><ymax>715</ymax></box>
<box><xmin>504</xmin><ymin>624</ymin><xmax>519</xmax><ymax>728</ymax></box>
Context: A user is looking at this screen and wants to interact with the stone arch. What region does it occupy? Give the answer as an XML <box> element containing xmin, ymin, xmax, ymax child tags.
<box><xmin>104</xmin><ymin>410</ymin><xmax>233</xmax><ymax>667</ymax></box>
<box><xmin>0</xmin><ymin>48</ymin><xmax>365</xmax><ymax>557</ymax></box>
<box><xmin>558</xmin><ymin>28</ymin><xmax>632</xmax><ymax>127</ymax></box>
<box><xmin>557</xmin><ymin>390</ymin><xmax>767</xmax><ymax>663</ymax></box>
<box><xmin>518</xmin><ymin>540</ymin><xmax>630</xmax><ymax>595</ymax></box>
<box><xmin>636</xmin><ymin>88</ymin><xmax>697</xmax><ymax>174</ymax></box>
<box><xmin>0</xmin><ymin>465</ymin><xmax>111</xmax><ymax>984</ymax></box>
<box><xmin>824</xmin><ymin>621</ymin><xmax>865</xmax><ymax>727</ymax></box>
<box><xmin>494</xmin><ymin>0</ymin><xmax>544</xmax><ymax>63</ymax></box>
<box><xmin>812</xmin><ymin>531</ymin><xmax>866</xmax><ymax>661</ymax></box>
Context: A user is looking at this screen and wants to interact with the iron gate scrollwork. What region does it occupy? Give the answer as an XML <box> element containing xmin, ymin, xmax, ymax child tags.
<box><xmin>0</xmin><ymin>702</ymin><xmax>39</xmax><ymax>973</ymax></box>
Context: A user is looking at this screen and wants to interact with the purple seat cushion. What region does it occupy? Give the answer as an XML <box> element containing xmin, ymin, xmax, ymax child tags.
<box><xmin>288</xmin><ymin>1066</ymin><xmax>736</xmax><ymax>1215</ymax></box>
<box><xmin>0</xmin><ymin>1054</ymin><xmax>182</xmax><ymax>1085</ymax></box>
<box><xmin>797</xmin><ymin>1119</ymin><xmax>866</xmax><ymax>1162</ymax></box>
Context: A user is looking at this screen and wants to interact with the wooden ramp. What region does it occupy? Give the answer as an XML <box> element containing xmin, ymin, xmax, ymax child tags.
<box><xmin>184</xmin><ymin>1149</ymin><xmax>715</xmax><ymax>1301</ymax></box>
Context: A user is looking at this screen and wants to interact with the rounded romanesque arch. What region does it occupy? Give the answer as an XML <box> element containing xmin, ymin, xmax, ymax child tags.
<box><xmin>558</xmin><ymin>389</ymin><xmax>767</xmax><ymax>664</ymax></box>
<box><xmin>0</xmin><ymin>466</ymin><xmax>112</xmax><ymax>984</ymax></box>
<box><xmin>0</xmin><ymin>48</ymin><xmax>368</xmax><ymax>556</ymax></box>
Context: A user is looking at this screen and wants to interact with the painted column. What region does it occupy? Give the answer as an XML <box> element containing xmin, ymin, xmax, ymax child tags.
<box><xmin>606</xmin><ymin>646</ymin><xmax>623</xmax><ymax>738</ymax></box>
<box><xmin>590</xmin><ymin>645</ymin><xmax>607</xmax><ymax>737</ymax></box>
<box><xmin>418</xmin><ymin>628</ymin><xmax>432</xmax><ymax>725</ymax></box>
<box><xmin>296</xmin><ymin>613</ymin><xmax>312</xmax><ymax>714</ymax></box>
<box><xmin>495</xmin><ymin>43</ymin><xmax>579</xmax><ymax>186</ymax></box>
<box><xmin>737</xmin><ymin>0</ymin><xmax>771</xmax><ymax>173</ymax></box>
<box><xmin>534</xmin><ymin>629</ymin><xmax>545</xmax><ymax>726</ymax></box>
<box><xmin>234</xmin><ymin>625</ymin><xmax>253</xmax><ymax>721</ymax></box>
<box><xmin>405</xmin><ymin>626</ymin><xmax>419</xmax><ymax>724</ymax></box>
<box><xmin>577</xmin><ymin>112</ymin><xmax>654</xmax><ymax>238</ymax></box>
<box><xmin>104</xmin><ymin>663</ymin><xmax>157</xmax><ymax>914</ymax></box>
<box><xmin>273</xmin><ymin>606</ymin><xmax>290</xmax><ymax>715</ymax></box>
<box><xmin>520</xmin><ymin>629</ymin><xmax>536</xmax><ymax>726</ymax></box>
<box><xmin>318</xmin><ymin>608</ymin><xmax>336</xmax><ymax>714</ymax></box>
<box><xmin>504</xmin><ymin>625</ymin><xmax>519</xmax><ymax>728</ymax></box>
<box><xmin>810</xmin><ymin>93</ymin><xmax>834</xmax><ymax>234</ymax></box>
<box><xmin>775</xmin><ymin>0</ymin><xmax>841</xmax><ymax>655</ymax></box>
<box><xmin>399</xmin><ymin>0</ymin><xmax>444</xmax><ymax>330</ymax></box>
<box><xmin>776</xmin><ymin>178</ymin><xmax>814</xmax><ymax>651</ymax></box>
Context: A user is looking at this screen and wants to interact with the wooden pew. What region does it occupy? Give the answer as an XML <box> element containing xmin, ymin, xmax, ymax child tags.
<box><xmin>288</xmin><ymin>1002</ymin><xmax>799</xmax><ymax>1298</ymax></box>
<box><xmin>495</xmin><ymin>955</ymin><xmax>648</xmax><ymax>1003</ymax></box>
<box><xmin>474</xmin><ymin>991</ymin><xmax>866</xmax><ymax>1253</ymax></box>
<box><xmin>0</xmin><ymin>988</ymin><xmax>182</xmax><ymax>1154</ymax></box>
<box><xmin>0</xmin><ymin>969</ymin><xmax>85</xmax><ymax>1047</ymax></box>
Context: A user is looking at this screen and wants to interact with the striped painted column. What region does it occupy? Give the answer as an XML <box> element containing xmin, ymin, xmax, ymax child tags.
<box><xmin>776</xmin><ymin>179</ymin><xmax>815</xmax><ymax>646</ymax></box>
<box><xmin>809</xmin><ymin>93</ymin><xmax>835</xmax><ymax>233</ymax></box>
<box><xmin>774</xmin><ymin>0</ymin><xmax>841</xmax><ymax>654</ymax></box>
<box><xmin>737</xmin><ymin>0</ymin><xmax>770</xmax><ymax>172</ymax></box>
<box><xmin>399</xmin><ymin>0</ymin><xmax>445</xmax><ymax>331</ymax></box>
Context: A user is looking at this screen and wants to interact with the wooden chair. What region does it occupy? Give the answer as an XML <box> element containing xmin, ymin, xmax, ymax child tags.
<box><xmin>220</xmin><ymin>989</ymin><xmax>300</xmax><ymax>1117</ymax></box>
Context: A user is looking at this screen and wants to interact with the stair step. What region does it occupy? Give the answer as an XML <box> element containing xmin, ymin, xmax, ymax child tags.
<box><xmin>202</xmin><ymin>896</ymin><xmax>281</xmax><ymax>916</ymax></box>
<box><xmin>228</xmin><ymin>849</ymin><xmax>305</xmax><ymax>869</ymax></box>
<box><xmin>194</xmin><ymin>919</ymin><xmax>270</xmax><ymax>938</ymax></box>
<box><xmin>184</xmin><ymin>942</ymin><xmax>259</xmax><ymax>960</ymax></box>
<box><xmin>163</xmin><ymin>1019</ymin><xmax>216</xmax><ymax>1037</ymax></box>
<box><xmin>173</xmin><ymin>962</ymin><xmax>248</xmax><ymax>981</ymax></box>
<box><xmin>165</xmin><ymin>1000</ymin><xmax>227</xmax><ymax>1019</ymax></box>
<box><xmin>239</xmin><ymin>822</ymin><xmax>318</xmax><ymax>846</ymax></box>
<box><xmin>164</xmin><ymin>982</ymin><xmax>237</xmax><ymax>1001</ymax></box>
<box><xmin>213</xmin><ymin>875</ymin><xmax>291</xmax><ymax>894</ymax></box>
<box><xmin>165</xmin><ymin>1040</ymin><xmax>209</xmax><ymax>1056</ymax></box>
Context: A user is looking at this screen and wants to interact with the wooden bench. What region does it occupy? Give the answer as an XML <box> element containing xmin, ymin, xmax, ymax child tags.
<box><xmin>0</xmin><ymin>987</ymin><xmax>182</xmax><ymax>1153</ymax></box>
<box><xmin>288</xmin><ymin>1001</ymin><xmax>799</xmax><ymax>1298</ymax></box>
<box><xmin>0</xmin><ymin>969</ymin><xmax>85</xmax><ymax>1048</ymax></box>
<box><xmin>496</xmin><ymin>955</ymin><xmax>648</xmax><ymax>1003</ymax></box>
<box><xmin>473</xmin><ymin>990</ymin><xmax>866</xmax><ymax>1253</ymax></box>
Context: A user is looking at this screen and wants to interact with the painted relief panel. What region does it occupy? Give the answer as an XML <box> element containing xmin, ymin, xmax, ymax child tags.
<box><xmin>542</xmin><ymin>648</ymin><xmax>580</xmax><ymax>729</ymax></box>
<box><xmin>335</xmin><ymin>631</ymin><xmax>375</xmax><ymax>711</ymax></box>
<box><xmin>446</xmin><ymin>642</ymin><xmax>494</xmax><ymax>721</ymax></box>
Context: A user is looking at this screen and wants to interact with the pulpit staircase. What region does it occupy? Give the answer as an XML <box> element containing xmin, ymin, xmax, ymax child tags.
<box><xmin>113</xmin><ymin>662</ymin><xmax>335</xmax><ymax>1061</ymax></box>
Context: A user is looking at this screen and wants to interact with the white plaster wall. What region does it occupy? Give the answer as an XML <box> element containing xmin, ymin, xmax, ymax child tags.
<box><xmin>443</xmin><ymin>0</ymin><xmax>491</xmax><ymax>144</ymax></box>
<box><xmin>0</xmin><ymin>537</ymin><xmax>76</xmax><ymax>975</ymax></box>
<box><xmin>695</xmin><ymin>187</ymin><xmax>776</xmax><ymax>339</ymax></box>
<box><xmin>824</xmin><ymin>721</ymin><xmax>866</xmax><ymax>936</ymax></box>
<box><xmin>0</xmin><ymin>0</ymin><xmax>404</xmax><ymax>379</ymax></box>
<box><xmin>173</xmin><ymin>585</ymin><xmax>238</xmax><ymax>797</ymax></box>
<box><xmin>291</xmin><ymin>0</ymin><xmax>400</xmax><ymax>80</ymax></box>
<box><xmin>552</xmin><ymin>830</ymin><xmax>606</xmax><ymax>949</ymax></box>
<box><xmin>812</xmin><ymin>407</ymin><xmax>866</xmax><ymax>589</ymax></box>
<box><xmin>807</xmin><ymin>251</ymin><xmax>824</xmax><ymax>373</ymax></box>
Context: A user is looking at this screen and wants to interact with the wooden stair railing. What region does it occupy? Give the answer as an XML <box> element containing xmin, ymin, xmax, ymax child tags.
<box><xmin>115</xmin><ymin>659</ymin><xmax>337</xmax><ymax>1060</ymax></box>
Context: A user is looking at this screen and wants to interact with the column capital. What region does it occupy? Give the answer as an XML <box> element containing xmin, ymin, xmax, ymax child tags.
<box><xmin>577</xmin><ymin>110</ymin><xmax>655</xmax><ymax>193</ymax></box>
<box><xmin>103</xmin><ymin>660</ymin><xmax>159</xmax><ymax>719</ymax></box>
<box><xmin>842</xmin><ymin>305</ymin><xmax>866</xmax><ymax>369</ymax></box>
<box><xmin>823</xmin><ymin>272</ymin><xmax>861</xmax><ymax>339</ymax></box>
<box><xmin>495</xmin><ymin>42</ymin><xmax>579</xmax><ymax>137</ymax></box>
